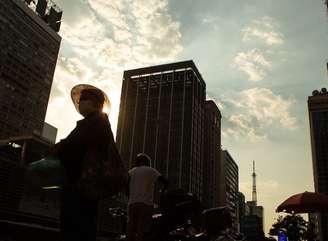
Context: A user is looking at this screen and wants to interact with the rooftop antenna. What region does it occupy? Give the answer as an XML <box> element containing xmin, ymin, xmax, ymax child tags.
<box><xmin>252</xmin><ymin>160</ymin><xmax>257</xmax><ymax>205</ymax></box>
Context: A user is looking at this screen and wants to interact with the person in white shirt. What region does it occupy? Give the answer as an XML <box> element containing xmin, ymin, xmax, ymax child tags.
<box><xmin>126</xmin><ymin>153</ymin><xmax>168</xmax><ymax>241</ymax></box>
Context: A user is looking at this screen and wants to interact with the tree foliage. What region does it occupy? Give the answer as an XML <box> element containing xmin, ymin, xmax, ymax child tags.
<box><xmin>269</xmin><ymin>214</ymin><xmax>307</xmax><ymax>241</ymax></box>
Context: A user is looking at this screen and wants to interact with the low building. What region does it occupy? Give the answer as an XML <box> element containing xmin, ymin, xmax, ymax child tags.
<box><xmin>241</xmin><ymin>201</ymin><xmax>264</xmax><ymax>240</ymax></box>
<box><xmin>240</xmin><ymin>215</ymin><xmax>264</xmax><ymax>241</ymax></box>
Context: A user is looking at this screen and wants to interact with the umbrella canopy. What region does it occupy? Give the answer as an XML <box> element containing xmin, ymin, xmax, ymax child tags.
<box><xmin>276</xmin><ymin>191</ymin><xmax>328</xmax><ymax>213</ymax></box>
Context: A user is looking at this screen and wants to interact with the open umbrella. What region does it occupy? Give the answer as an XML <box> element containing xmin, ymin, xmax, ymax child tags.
<box><xmin>276</xmin><ymin>191</ymin><xmax>328</xmax><ymax>213</ymax></box>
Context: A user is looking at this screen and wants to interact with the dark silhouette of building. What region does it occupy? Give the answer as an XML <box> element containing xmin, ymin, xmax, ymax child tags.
<box><xmin>246</xmin><ymin>201</ymin><xmax>264</xmax><ymax>228</ymax></box>
<box><xmin>116</xmin><ymin>60</ymin><xmax>206</xmax><ymax>198</ymax></box>
<box><xmin>203</xmin><ymin>100</ymin><xmax>222</xmax><ymax>208</ymax></box>
<box><xmin>0</xmin><ymin>0</ymin><xmax>61</xmax><ymax>139</ymax></box>
<box><xmin>0</xmin><ymin>132</ymin><xmax>123</xmax><ymax>240</ymax></box>
<box><xmin>241</xmin><ymin>215</ymin><xmax>264</xmax><ymax>241</ymax></box>
<box><xmin>0</xmin><ymin>134</ymin><xmax>58</xmax><ymax>213</ymax></box>
<box><xmin>237</xmin><ymin>192</ymin><xmax>246</xmax><ymax>232</ymax></box>
<box><xmin>0</xmin><ymin>134</ymin><xmax>60</xmax><ymax>240</ymax></box>
<box><xmin>308</xmin><ymin>88</ymin><xmax>328</xmax><ymax>241</ymax></box>
<box><xmin>220</xmin><ymin>150</ymin><xmax>239</xmax><ymax>234</ymax></box>
<box><xmin>308</xmin><ymin>212</ymin><xmax>320</xmax><ymax>239</ymax></box>
<box><xmin>0</xmin><ymin>1</ymin><xmax>64</xmax><ymax>239</ymax></box>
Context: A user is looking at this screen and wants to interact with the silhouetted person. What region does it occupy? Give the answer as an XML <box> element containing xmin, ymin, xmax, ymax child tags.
<box><xmin>305</xmin><ymin>222</ymin><xmax>317</xmax><ymax>241</ymax></box>
<box><xmin>160</xmin><ymin>189</ymin><xmax>202</xmax><ymax>234</ymax></box>
<box><xmin>126</xmin><ymin>153</ymin><xmax>168</xmax><ymax>241</ymax></box>
<box><xmin>48</xmin><ymin>84</ymin><xmax>118</xmax><ymax>241</ymax></box>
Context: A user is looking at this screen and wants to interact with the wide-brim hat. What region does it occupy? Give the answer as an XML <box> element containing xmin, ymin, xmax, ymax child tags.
<box><xmin>71</xmin><ymin>84</ymin><xmax>111</xmax><ymax>114</ymax></box>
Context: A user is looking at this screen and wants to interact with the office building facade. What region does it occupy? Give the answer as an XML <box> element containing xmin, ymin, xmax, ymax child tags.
<box><xmin>116</xmin><ymin>60</ymin><xmax>206</xmax><ymax>198</ymax></box>
<box><xmin>203</xmin><ymin>100</ymin><xmax>222</xmax><ymax>208</ymax></box>
<box><xmin>220</xmin><ymin>150</ymin><xmax>239</xmax><ymax>233</ymax></box>
<box><xmin>308</xmin><ymin>88</ymin><xmax>328</xmax><ymax>241</ymax></box>
<box><xmin>0</xmin><ymin>0</ymin><xmax>61</xmax><ymax>139</ymax></box>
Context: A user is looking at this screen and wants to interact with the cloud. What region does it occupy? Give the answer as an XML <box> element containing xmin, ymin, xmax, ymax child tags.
<box><xmin>221</xmin><ymin>88</ymin><xmax>297</xmax><ymax>141</ymax></box>
<box><xmin>242</xmin><ymin>16</ymin><xmax>285</xmax><ymax>45</ymax></box>
<box><xmin>233</xmin><ymin>49</ymin><xmax>271</xmax><ymax>81</ymax></box>
<box><xmin>223</xmin><ymin>114</ymin><xmax>267</xmax><ymax>142</ymax></box>
<box><xmin>60</xmin><ymin>0</ymin><xmax>182</xmax><ymax>65</ymax></box>
<box><xmin>46</xmin><ymin>0</ymin><xmax>182</xmax><ymax>140</ymax></box>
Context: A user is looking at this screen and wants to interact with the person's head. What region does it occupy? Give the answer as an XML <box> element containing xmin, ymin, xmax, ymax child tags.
<box><xmin>135</xmin><ymin>153</ymin><xmax>151</xmax><ymax>167</ymax></box>
<box><xmin>78</xmin><ymin>88</ymin><xmax>105</xmax><ymax>117</ymax></box>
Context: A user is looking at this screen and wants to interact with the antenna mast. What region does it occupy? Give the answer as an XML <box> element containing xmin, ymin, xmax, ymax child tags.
<box><xmin>252</xmin><ymin>160</ymin><xmax>257</xmax><ymax>205</ymax></box>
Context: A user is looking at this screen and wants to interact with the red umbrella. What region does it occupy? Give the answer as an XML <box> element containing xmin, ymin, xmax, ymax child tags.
<box><xmin>276</xmin><ymin>191</ymin><xmax>328</xmax><ymax>213</ymax></box>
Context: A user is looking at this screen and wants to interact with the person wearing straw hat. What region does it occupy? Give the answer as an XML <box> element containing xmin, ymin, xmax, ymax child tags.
<box><xmin>48</xmin><ymin>84</ymin><xmax>122</xmax><ymax>241</ymax></box>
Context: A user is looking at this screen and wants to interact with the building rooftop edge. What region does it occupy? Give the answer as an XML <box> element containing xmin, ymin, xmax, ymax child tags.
<box><xmin>205</xmin><ymin>100</ymin><xmax>222</xmax><ymax>116</ymax></box>
<box><xmin>123</xmin><ymin>60</ymin><xmax>205</xmax><ymax>85</ymax></box>
<box><xmin>13</xmin><ymin>0</ymin><xmax>61</xmax><ymax>42</ymax></box>
<box><xmin>308</xmin><ymin>94</ymin><xmax>328</xmax><ymax>99</ymax></box>
<box><xmin>221</xmin><ymin>149</ymin><xmax>238</xmax><ymax>169</ymax></box>
<box><xmin>0</xmin><ymin>133</ymin><xmax>54</xmax><ymax>146</ymax></box>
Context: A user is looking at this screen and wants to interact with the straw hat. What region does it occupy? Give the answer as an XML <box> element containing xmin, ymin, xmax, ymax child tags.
<box><xmin>71</xmin><ymin>84</ymin><xmax>111</xmax><ymax>114</ymax></box>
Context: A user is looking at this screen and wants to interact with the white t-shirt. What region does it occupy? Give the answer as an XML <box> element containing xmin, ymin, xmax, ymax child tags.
<box><xmin>128</xmin><ymin>166</ymin><xmax>161</xmax><ymax>206</ymax></box>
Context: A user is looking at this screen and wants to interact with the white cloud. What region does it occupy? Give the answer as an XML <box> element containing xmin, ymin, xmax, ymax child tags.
<box><xmin>236</xmin><ymin>88</ymin><xmax>297</xmax><ymax>129</ymax></box>
<box><xmin>221</xmin><ymin>88</ymin><xmax>297</xmax><ymax>141</ymax></box>
<box><xmin>223</xmin><ymin>114</ymin><xmax>267</xmax><ymax>142</ymax></box>
<box><xmin>233</xmin><ymin>49</ymin><xmax>271</xmax><ymax>81</ymax></box>
<box><xmin>46</xmin><ymin>0</ymin><xmax>182</xmax><ymax>140</ymax></box>
<box><xmin>242</xmin><ymin>16</ymin><xmax>284</xmax><ymax>45</ymax></box>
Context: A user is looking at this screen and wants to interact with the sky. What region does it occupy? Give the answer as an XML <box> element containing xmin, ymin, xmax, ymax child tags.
<box><xmin>44</xmin><ymin>0</ymin><xmax>328</xmax><ymax>235</ymax></box>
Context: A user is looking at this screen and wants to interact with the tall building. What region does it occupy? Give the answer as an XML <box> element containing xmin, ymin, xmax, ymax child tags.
<box><xmin>203</xmin><ymin>100</ymin><xmax>222</xmax><ymax>208</ymax></box>
<box><xmin>0</xmin><ymin>0</ymin><xmax>62</xmax><ymax>139</ymax></box>
<box><xmin>220</xmin><ymin>150</ymin><xmax>239</xmax><ymax>233</ymax></box>
<box><xmin>308</xmin><ymin>88</ymin><xmax>328</xmax><ymax>241</ymax></box>
<box><xmin>116</xmin><ymin>60</ymin><xmax>206</xmax><ymax>198</ymax></box>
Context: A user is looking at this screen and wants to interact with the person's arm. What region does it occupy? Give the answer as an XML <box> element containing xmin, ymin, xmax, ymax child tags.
<box><xmin>157</xmin><ymin>175</ymin><xmax>168</xmax><ymax>192</ymax></box>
